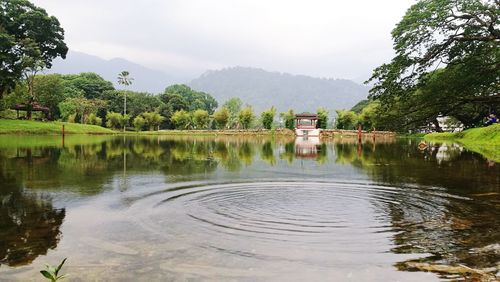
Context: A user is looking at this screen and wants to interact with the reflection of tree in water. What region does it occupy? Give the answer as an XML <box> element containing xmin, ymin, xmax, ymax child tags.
<box><xmin>279</xmin><ymin>141</ymin><xmax>295</xmax><ymax>164</ymax></box>
<box><xmin>0</xmin><ymin>167</ymin><xmax>65</xmax><ymax>267</ymax></box>
<box><xmin>333</xmin><ymin>141</ymin><xmax>500</xmax><ymax>277</ymax></box>
<box><xmin>238</xmin><ymin>142</ymin><xmax>254</xmax><ymax>166</ymax></box>
<box><xmin>260</xmin><ymin>142</ymin><xmax>276</xmax><ymax>165</ymax></box>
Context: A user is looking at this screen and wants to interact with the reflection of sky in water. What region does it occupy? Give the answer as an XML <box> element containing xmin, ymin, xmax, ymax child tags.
<box><xmin>0</xmin><ymin>135</ymin><xmax>498</xmax><ymax>281</ymax></box>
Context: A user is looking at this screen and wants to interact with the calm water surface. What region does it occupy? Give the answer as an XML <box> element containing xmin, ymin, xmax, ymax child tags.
<box><xmin>0</xmin><ymin>135</ymin><xmax>498</xmax><ymax>281</ymax></box>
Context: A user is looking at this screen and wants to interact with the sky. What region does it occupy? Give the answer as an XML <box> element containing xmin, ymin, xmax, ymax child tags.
<box><xmin>32</xmin><ymin>0</ymin><xmax>416</xmax><ymax>82</ymax></box>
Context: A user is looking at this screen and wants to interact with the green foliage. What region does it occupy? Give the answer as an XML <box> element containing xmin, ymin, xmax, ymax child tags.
<box><xmin>117</xmin><ymin>71</ymin><xmax>133</xmax><ymax>87</ymax></box>
<box><xmin>141</xmin><ymin>112</ymin><xmax>164</xmax><ymax>131</ymax></box>
<box><xmin>34</xmin><ymin>74</ymin><xmax>66</xmax><ymax>119</ymax></box>
<box><xmin>61</xmin><ymin>73</ymin><xmax>114</xmax><ymax>100</ymax></box>
<box><xmin>160</xmin><ymin>84</ymin><xmax>218</xmax><ymax>114</ymax></box>
<box><xmin>317</xmin><ymin>108</ymin><xmax>329</xmax><ymax>129</ymax></box>
<box><xmin>351</xmin><ymin>100</ymin><xmax>370</xmax><ymax>114</ymax></box>
<box><xmin>0</xmin><ymin>0</ymin><xmax>68</xmax><ymax>97</ymax></box>
<box><xmin>86</xmin><ymin>113</ymin><xmax>102</xmax><ymax>126</ymax></box>
<box><xmin>358</xmin><ymin>101</ymin><xmax>380</xmax><ymax>130</ymax></box>
<box><xmin>223</xmin><ymin>97</ymin><xmax>242</xmax><ymax>128</ymax></box>
<box><xmin>335</xmin><ymin>110</ymin><xmax>358</xmax><ymax>130</ymax></box>
<box><xmin>367</xmin><ymin>0</ymin><xmax>499</xmax><ymax>130</ymax></box>
<box><xmin>261</xmin><ymin>106</ymin><xmax>276</xmax><ymax>129</ymax></box>
<box><xmin>58</xmin><ymin>97</ymin><xmax>106</xmax><ymax>123</ymax></box>
<box><xmin>171</xmin><ymin>110</ymin><xmax>192</xmax><ymax>129</ymax></box>
<box><xmin>192</xmin><ymin>109</ymin><xmax>210</xmax><ymax>129</ymax></box>
<box><xmin>238</xmin><ymin>106</ymin><xmax>255</xmax><ymax>129</ymax></box>
<box><xmin>40</xmin><ymin>258</ymin><xmax>67</xmax><ymax>282</ymax></box>
<box><xmin>105</xmin><ymin>112</ymin><xmax>128</xmax><ymax>129</ymax></box>
<box><xmin>133</xmin><ymin>115</ymin><xmax>146</xmax><ymax>131</ymax></box>
<box><xmin>280</xmin><ymin>109</ymin><xmax>295</xmax><ymax>130</ymax></box>
<box><xmin>213</xmin><ymin>107</ymin><xmax>230</xmax><ymax>129</ymax></box>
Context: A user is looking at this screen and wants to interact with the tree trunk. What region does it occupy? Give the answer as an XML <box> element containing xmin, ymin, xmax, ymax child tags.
<box><xmin>432</xmin><ymin>119</ymin><xmax>443</xmax><ymax>132</ymax></box>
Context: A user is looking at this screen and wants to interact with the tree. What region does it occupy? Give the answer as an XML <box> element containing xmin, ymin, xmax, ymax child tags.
<box><xmin>367</xmin><ymin>0</ymin><xmax>499</xmax><ymax>128</ymax></box>
<box><xmin>192</xmin><ymin>109</ymin><xmax>210</xmax><ymax>129</ymax></box>
<box><xmin>213</xmin><ymin>107</ymin><xmax>230</xmax><ymax>129</ymax></box>
<box><xmin>358</xmin><ymin>101</ymin><xmax>380</xmax><ymax>130</ymax></box>
<box><xmin>161</xmin><ymin>84</ymin><xmax>218</xmax><ymax>114</ymax></box>
<box><xmin>106</xmin><ymin>112</ymin><xmax>128</xmax><ymax>129</ymax></box>
<box><xmin>335</xmin><ymin>110</ymin><xmax>358</xmax><ymax>130</ymax></box>
<box><xmin>261</xmin><ymin>106</ymin><xmax>276</xmax><ymax>129</ymax></box>
<box><xmin>141</xmin><ymin>112</ymin><xmax>164</xmax><ymax>131</ymax></box>
<box><xmin>117</xmin><ymin>71</ymin><xmax>133</xmax><ymax>131</ymax></box>
<box><xmin>280</xmin><ymin>109</ymin><xmax>295</xmax><ymax>130</ymax></box>
<box><xmin>34</xmin><ymin>74</ymin><xmax>65</xmax><ymax>119</ymax></box>
<box><xmin>223</xmin><ymin>97</ymin><xmax>242</xmax><ymax>128</ymax></box>
<box><xmin>317</xmin><ymin>108</ymin><xmax>329</xmax><ymax>129</ymax></box>
<box><xmin>171</xmin><ymin>110</ymin><xmax>192</xmax><ymax>129</ymax></box>
<box><xmin>62</xmin><ymin>73</ymin><xmax>114</xmax><ymax>100</ymax></box>
<box><xmin>58</xmin><ymin>97</ymin><xmax>106</xmax><ymax>123</ymax></box>
<box><xmin>0</xmin><ymin>0</ymin><xmax>68</xmax><ymax>98</ymax></box>
<box><xmin>133</xmin><ymin>115</ymin><xmax>146</xmax><ymax>131</ymax></box>
<box><xmin>238</xmin><ymin>106</ymin><xmax>255</xmax><ymax>129</ymax></box>
<box><xmin>87</xmin><ymin>113</ymin><xmax>102</xmax><ymax>126</ymax></box>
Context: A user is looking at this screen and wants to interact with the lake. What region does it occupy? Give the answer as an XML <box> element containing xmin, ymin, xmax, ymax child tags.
<box><xmin>0</xmin><ymin>135</ymin><xmax>498</xmax><ymax>281</ymax></box>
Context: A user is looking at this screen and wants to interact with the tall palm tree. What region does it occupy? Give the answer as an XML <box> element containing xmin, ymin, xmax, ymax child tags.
<box><xmin>117</xmin><ymin>71</ymin><xmax>134</xmax><ymax>131</ymax></box>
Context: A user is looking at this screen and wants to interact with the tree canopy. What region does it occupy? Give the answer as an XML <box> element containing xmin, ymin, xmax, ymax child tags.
<box><xmin>0</xmin><ymin>0</ymin><xmax>68</xmax><ymax>97</ymax></box>
<box><xmin>367</xmin><ymin>0</ymin><xmax>499</xmax><ymax>130</ymax></box>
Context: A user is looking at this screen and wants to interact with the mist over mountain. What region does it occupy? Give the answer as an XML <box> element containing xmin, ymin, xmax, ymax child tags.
<box><xmin>189</xmin><ymin>67</ymin><xmax>369</xmax><ymax>113</ymax></box>
<box><xmin>45</xmin><ymin>51</ymin><xmax>187</xmax><ymax>93</ymax></box>
<box><xmin>46</xmin><ymin>52</ymin><xmax>369</xmax><ymax>113</ymax></box>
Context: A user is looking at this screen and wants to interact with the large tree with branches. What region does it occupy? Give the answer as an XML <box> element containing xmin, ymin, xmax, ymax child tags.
<box><xmin>0</xmin><ymin>0</ymin><xmax>68</xmax><ymax>99</ymax></box>
<box><xmin>367</xmin><ymin>0</ymin><xmax>499</xmax><ymax>130</ymax></box>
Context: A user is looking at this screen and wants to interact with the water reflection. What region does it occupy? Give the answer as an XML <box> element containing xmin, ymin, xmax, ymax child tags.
<box><xmin>0</xmin><ymin>162</ymin><xmax>65</xmax><ymax>267</ymax></box>
<box><xmin>0</xmin><ymin>135</ymin><xmax>498</xmax><ymax>280</ymax></box>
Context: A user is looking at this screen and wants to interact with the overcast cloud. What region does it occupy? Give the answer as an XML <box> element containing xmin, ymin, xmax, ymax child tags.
<box><xmin>31</xmin><ymin>0</ymin><xmax>416</xmax><ymax>81</ymax></box>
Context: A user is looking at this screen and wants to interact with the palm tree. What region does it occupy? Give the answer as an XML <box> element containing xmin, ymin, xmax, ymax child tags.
<box><xmin>117</xmin><ymin>71</ymin><xmax>134</xmax><ymax>131</ymax></box>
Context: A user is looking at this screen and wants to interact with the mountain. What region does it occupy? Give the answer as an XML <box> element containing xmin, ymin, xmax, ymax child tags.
<box><xmin>189</xmin><ymin>67</ymin><xmax>369</xmax><ymax>114</ymax></box>
<box><xmin>45</xmin><ymin>51</ymin><xmax>187</xmax><ymax>93</ymax></box>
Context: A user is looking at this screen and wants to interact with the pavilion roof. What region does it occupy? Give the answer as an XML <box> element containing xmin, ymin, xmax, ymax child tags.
<box><xmin>295</xmin><ymin>112</ymin><xmax>318</xmax><ymax>118</ymax></box>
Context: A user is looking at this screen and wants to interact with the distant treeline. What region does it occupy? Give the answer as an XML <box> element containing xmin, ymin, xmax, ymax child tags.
<box><xmin>1</xmin><ymin>72</ymin><xmax>335</xmax><ymax>131</ymax></box>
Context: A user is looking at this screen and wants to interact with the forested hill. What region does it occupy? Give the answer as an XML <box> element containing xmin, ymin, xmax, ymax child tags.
<box><xmin>189</xmin><ymin>67</ymin><xmax>369</xmax><ymax>113</ymax></box>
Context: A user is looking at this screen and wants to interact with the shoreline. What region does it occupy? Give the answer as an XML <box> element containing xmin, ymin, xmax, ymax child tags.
<box><xmin>424</xmin><ymin>124</ymin><xmax>500</xmax><ymax>162</ymax></box>
<box><xmin>0</xmin><ymin>119</ymin><xmax>396</xmax><ymax>138</ymax></box>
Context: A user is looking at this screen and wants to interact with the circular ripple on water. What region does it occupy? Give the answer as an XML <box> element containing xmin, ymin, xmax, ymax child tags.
<box><xmin>128</xmin><ymin>180</ymin><xmax>470</xmax><ymax>246</ymax></box>
<box><xmin>121</xmin><ymin>179</ymin><xmax>484</xmax><ymax>280</ymax></box>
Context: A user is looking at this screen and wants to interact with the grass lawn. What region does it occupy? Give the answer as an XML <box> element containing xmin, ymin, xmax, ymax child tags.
<box><xmin>425</xmin><ymin>124</ymin><xmax>500</xmax><ymax>161</ymax></box>
<box><xmin>0</xmin><ymin>119</ymin><xmax>115</xmax><ymax>135</ymax></box>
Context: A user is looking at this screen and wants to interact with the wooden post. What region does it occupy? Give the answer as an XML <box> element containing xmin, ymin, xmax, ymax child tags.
<box><xmin>62</xmin><ymin>124</ymin><xmax>65</xmax><ymax>147</ymax></box>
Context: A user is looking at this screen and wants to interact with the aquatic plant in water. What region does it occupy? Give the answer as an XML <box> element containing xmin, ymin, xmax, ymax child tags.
<box><xmin>40</xmin><ymin>258</ymin><xmax>67</xmax><ymax>282</ymax></box>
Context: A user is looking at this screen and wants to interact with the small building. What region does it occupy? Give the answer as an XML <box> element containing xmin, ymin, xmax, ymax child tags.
<box><xmin>12</xmin><ymin>103</ymin><xmax>51</xmax><ymax>120</ymax></box>
<box><xmin>295</xmin><ymin>113</ymin><xmax>320</xmax><ymax>137</ymax></box>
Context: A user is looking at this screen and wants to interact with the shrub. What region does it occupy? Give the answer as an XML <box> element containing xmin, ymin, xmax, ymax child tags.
<box><xmin>133</xmin><ymin>115</ymin><xmax>146</xmax><ymax>131</ymax></box>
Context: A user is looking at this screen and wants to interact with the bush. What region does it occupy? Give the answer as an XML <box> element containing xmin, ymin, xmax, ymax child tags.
<box><xmin>261</xmin><ymin>106</ymin><xmax>276</xmax><ymax>129</ymax></box>
<box><xmin>238</xmin><ymin>107</ymin><xmax>255</xmax><ymax>129</ymax></box>
<box><xmin>106</xmin><ymin>112</ymin><xmax>128</xmax><ymax>129</ymax></box>
<box><xmin>171</xmin><ymin>110</ymin><xmax>191</xmax><ymax>129</ymax></box>
<box><xmin>193</xmin><ymin>109</ymin><xmax>210</xmax><ymax>129</ymax></box>
<box><xmin>87</xmin><ymin>113</ymin><xmax>102</xmax><ymax>126</ymax></box>
<box><xmin>213</xmin><ymin>107</ymin><xmax>230</xmax><ymax>129</ymax></box>
<box><xmin>142</xmin><ymin>112</ymin><xmax>164</xmax><ymax>131</ymax></box>
<box><xmin>133</xmin><ymin>115</ymin><xmax>146</xmax><ymax>131</ymax></box>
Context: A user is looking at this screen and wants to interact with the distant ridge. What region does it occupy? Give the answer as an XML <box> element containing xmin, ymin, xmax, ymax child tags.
<box><xmin>45</xmin><ymin>50</ymin><xmax>187</xmax><ymax>93</ymax></box>
<box><xmin>189</xmin><ymin>66</ymin><xmax>369</xmax><ymax>113</ymax></box>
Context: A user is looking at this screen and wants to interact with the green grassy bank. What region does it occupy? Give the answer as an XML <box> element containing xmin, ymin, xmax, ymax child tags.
<box><xmin>0</xmin><ymin>119</ymin><xmax>115</xmax><ymax>135</ymax></box>
<box><xmin>0</xmin><ymin>119</ymin><xmax>293</xmax><ymax>136</ymax></box>
<box><xmin>425</xmin><ymin>124</ymin><xmax>500</xmax><ymax>161</ymax></box>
